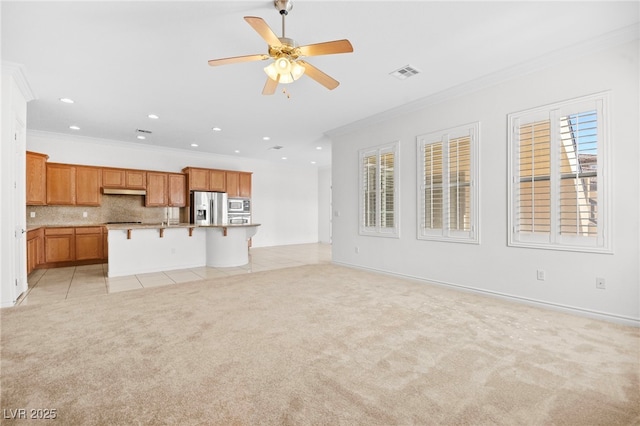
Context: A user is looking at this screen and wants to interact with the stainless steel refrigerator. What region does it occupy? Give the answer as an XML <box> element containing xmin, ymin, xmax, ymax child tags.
<box><xmin>190</xmin><ymin>191</ymin><xmax>228</xmax><ymax>225</ymax></box>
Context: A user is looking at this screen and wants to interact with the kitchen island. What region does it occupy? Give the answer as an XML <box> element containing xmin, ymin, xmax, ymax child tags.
<box><xmin>106</xmin><ymin>223</ymin><xmax>260</xmax><ymax>277</ymax></box>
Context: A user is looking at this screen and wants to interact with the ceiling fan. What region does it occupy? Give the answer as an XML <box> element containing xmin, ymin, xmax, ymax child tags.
<box><xmin>207</xmin><ymin>0</ymin><xmax>353</xmax><ymax>95</ymax></box>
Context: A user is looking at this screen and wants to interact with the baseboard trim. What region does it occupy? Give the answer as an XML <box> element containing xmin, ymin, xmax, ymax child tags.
<box><xmin>332</xmin><ymin>261</ymin><xmax>640</xmax><ymax>327</ymax></box>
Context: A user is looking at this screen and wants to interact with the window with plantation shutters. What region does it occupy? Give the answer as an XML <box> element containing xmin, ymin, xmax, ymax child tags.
<box><xmin>359</xmin><ymin>142</ymin><xmax>399</xmax><ymax>237</ymax></box>
<box><xmin>508</xmin><ymin>92</ymin><xmax>610</xmax><ymax>252</ymax></box>
<box><xmin>417</xmin><ymin>123</ymin><xmax>479</xmax><ymax>243</ymax></box>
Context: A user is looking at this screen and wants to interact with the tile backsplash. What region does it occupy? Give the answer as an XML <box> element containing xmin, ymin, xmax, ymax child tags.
<box><xmin>27</xmin><ymin>195</ymin><xmax>182</xmax><ymax>226</ymax></box>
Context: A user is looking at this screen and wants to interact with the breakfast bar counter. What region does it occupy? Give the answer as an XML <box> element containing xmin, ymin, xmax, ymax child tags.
<box><xmin>106</xmin><ymin>223</ymin><xmax>260</xmax><ymax>277</ymax></box>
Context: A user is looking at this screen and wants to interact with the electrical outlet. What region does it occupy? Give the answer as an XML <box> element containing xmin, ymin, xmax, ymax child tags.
<box><xmin>596</xmin><ymin>277</ymin><xmax>606</xmax><ymax>289</ymax></box>
<box><xmin>537</xmin><ymin>269</ymin><xmax>546</xmax><ymax>281</ymax></box>
<box><xmin>82</xmin><ymin>211</ymin><xmax>88</xmax><ymax>218</ymax></box>
<box><xmin>30</xmin><ymin>212</ymin><xmax>36</xmax><ymax>218</ymax></box>
<box><xmin>355</xmin><ymin>246</ymin><xmax>359</xmax><ymax>254</ymax></box>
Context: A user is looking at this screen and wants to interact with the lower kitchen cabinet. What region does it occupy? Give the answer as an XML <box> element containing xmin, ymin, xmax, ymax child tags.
<box><xmin>41</xmin><ymin>226</ymin><xmax>106</xmax><ymax>267</ymax></box>
<box><xmin>75</xmin><ymin>227</ymin><xmax>104</xmax><ymax>260</ymax></box>
<box><xmin>26</xmin><ymin>228</ymin><xmax>44</xmax><ymax>275</ymax></box>
<box><xmin>44</xmin><ymin>227</ymin><xmax>75</xmax><ymax>263</ymax></box>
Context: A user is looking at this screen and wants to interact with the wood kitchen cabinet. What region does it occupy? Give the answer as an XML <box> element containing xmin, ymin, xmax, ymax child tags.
<box><xmin>75</xmin><ymin>226</ymin><xmax>103</xmax><ymax>261</ymax></box>
<box><xmin>102</xmin><ymin>168</ymin><xmax>126</xmax><ymax>188</ymax></box>
<box><xmin>183</xmin><ymin>167</ymin><xmax>209</xmax><ymax>191</ymax></box>
<box><xmin>126</xmin><ymin>170</ymin><xmax>147</xmax><ymax>189</ymax></box>
<box><xmin>26</xmin><ymin>151</ymin><xmax>48</xmax><ymax>205</ymax></box>
<box><xmin>102</xmin><ymin>168</ymin><xmax>147</xmax><ymax>189</ymax></box>
<box><xmin>146</xmin><ymin>172</ymin><xmax>168</xmax><ymax>206</ymax></box>
<box><xmin>46</xmin><ymin>163</ymin><xmax>76</xmax><ymax>205</ymax></box>
<box><xmin>76</xmin><ymin>166</ymin><xmax>102</xmax><ymax>206</ymax></box>
<box><xmin>168</xmin><ymin>173</ymin><xmax>186</xmax><ymax>207</ymax></box>
<box><xmin>209</xmin><ymin>170</ymin><xmax>226</xmax><ymax>192</ymax></box>
<box><xmin>238</xmin><ymin>172</ymin><xmax>252</xmax><ymax>198</ymax></box>
<box><xmin>44</xmin><ymin>227</ymin><xmax>75</xmax><ymax>263</ymax></box>
<box><xmin>26</xmin><ymin>227</ymin><xmax>44</xmax><ymax>275</ymax></box>
<box><xmin>226</xmin><ymin>171</ymin><xmax>252</xmax><ymax>198</ymax></box>
<box><xmin>47</xmin><ymin>163</ymin><xmax>101</xmax><ymax>206</ymax></box>
<box><xmin>183</xmin><ymin>167</ymin><xmax>226</xmax><ymax>192</ymax></box>
<box><xmin>146</xmin><ymin>172</ymin><xmax>186</xmax><ymax>207</ymax></box>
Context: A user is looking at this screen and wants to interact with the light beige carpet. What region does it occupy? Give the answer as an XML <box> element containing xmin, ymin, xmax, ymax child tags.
<box><xmin>1</xmin><ymin>264</ymin><xmax>638</xmax><ymax>425</ymax></box>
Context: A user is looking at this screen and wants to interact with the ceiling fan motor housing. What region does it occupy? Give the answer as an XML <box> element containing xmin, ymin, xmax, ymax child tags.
<box><xmin>274</xmin><ymin>0</ymin><xmax>293</xmax><ymax>15</ymax></box>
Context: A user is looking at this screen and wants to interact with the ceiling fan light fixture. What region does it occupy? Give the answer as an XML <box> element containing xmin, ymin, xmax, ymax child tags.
<box><xmin>264</xmin><ymin>58</ymin><xmax>305</xmax><ymax>84</ymax></box>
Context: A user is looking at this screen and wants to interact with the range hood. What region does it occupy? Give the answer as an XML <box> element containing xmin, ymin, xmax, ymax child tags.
<box><xmin>102</xmin><ymin>187</ymin><xmax>146</xmax><ymax>196</ymax></box>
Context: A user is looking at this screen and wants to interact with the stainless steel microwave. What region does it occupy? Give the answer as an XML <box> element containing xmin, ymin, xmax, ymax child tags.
<box><xmin>228</xmin><ymin>198</ymin><xmax>250</xmax><ymax>213</ymax></box>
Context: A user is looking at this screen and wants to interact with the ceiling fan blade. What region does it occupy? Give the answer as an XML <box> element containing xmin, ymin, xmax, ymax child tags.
<box><xmin>208</xmin><ymin>53</ymin><xmax>269</xmax><ymax>67</ymax></box>
<box><xmin>298</xmin><ymin>39</ymin><xmax>353</xmax><ymax>57</ymax></box>
<box><xmin>244</xmin><ymin>16</ymin><xmax>282</xmax><ymax>47</ymax></box>
<box><xmin>262</xmin><ymin>75</ymin><xmax>279</xmax><ymax>96</ymax></box>
<box><xmin>298</xmin><ymin>60</ymin><xmax>340</xmax><ymax>90</ymax></box>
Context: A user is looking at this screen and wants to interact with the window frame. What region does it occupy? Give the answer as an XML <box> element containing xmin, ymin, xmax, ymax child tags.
<box><xmin>416</xmin><ymin>122</ymin><xmax>480</xmax><ymax>244</ymax></box>
<box><xmin>358</xmin><ymin>141</ymin><xmax>400</xmax><ymax>238</ymax></box>
<box><xmin>507</xmin><ymin>92</ymin><xmax>611</xmax><ymax>253</ymax></box>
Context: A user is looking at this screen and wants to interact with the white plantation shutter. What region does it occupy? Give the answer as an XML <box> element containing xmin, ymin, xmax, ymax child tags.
<box><xmin>359</xmin><ymin>142</ymin><xmax>399</xmax><ymax>237</ymax></box>
<box><xmin>362</xmin><ymin>151</ymin><xmax>378</xmax><ymax>228</ymax></box>
<box><xmin>558</xmin><ymin>110</ymin><xmax>598</xmax><ymax>238</ymax></box>
<box><xmin>418</xmin><ymin>123</ymin><xmax>478</xmax><ymax>243</ymax></box>
<box><xmin>423</xmin><ymin>142</ymin><xmax>443</xmax><ymax>233</ymax></box>
<box><xmin>514</xmin><ymin>117</ymin><xmax>552</xmax><ymax>242</ymax></box>
<box><xmin>508</xmin><ymin>92</ymin><xmax>609</xmax><ymax>252</ymax></box>
<box><xmin>448</xmin><ymin>136</ymin><xmax>472</xmax><ymax>235</ymax></box>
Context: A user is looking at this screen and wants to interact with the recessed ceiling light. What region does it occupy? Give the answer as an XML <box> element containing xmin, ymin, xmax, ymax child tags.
<box><xmin>316</xmin><ymin>146</ymin><xmax>322</xmax><ymax>150</ymax></box>
<box><xmin>191</xmin><ymin>143</ymin><xmax>198</xmax><ymax>147</ymax></box>
<box><xmin>281</xmin><ymin>156</ymin><xmax>287</xmax><ymax>160</ymax></box>
<box><xmin>69</xmin><ymin>125</ymin><xmax>80</xmax><ymax>130</ymax></box>
<box><xmin>212</xmin><ymin>127</ymin><xmax>222</xmax><ymax>132</ymax></box>
<box><xmin>311</xmin><ymin>161</ymin><xmax>316</xmax><ymax>164</ymax></box>
<box><xmin>59</xmin><ymin>97</ymin><xmax>74</xmax><ymax>104</ymax></box>
<box><xmin>263</xmin><ymin>136</ymin><xmax>270</xmax><ymax>141</ymax></box>
<box><xmin>234</xmin><ymin>150</ymin><xmax>240</xmax><ymax>153</ymax></box>
<box><xmin>148</xmin><ymin>114</ymin><xmax>159</xmax><ymax>119</ymax></box>
<box><xmin>137</xmin><ymin>135</ymin><xmax>146</xmax><ymax>140</ymax></box>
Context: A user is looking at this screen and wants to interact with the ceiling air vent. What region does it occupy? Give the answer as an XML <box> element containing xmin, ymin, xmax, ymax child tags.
<box><xmin>136</xmin><ymin>129</ymin><xmax>152</xmax><ymax>134</ymax></box>
<box><xmin>389</xmin><ymin>65</ymin><xmax>421</xmax><ymax>80</ymax></box>
<box><xmin>269</xmin><ymin>145</ymin><xmax>284</xmax><ymax>150</ymax></box>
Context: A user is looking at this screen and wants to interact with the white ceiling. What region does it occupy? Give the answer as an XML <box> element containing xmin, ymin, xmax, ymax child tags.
<box><xmin>2</xmin><ymin>1</ymin><xmax>638</xmax><ymax>167</ymax></box>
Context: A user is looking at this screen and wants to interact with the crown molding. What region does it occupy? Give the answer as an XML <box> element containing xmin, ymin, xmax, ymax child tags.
<box><xmin>2</xmin><ymin>62</ymin><xmax>36</xmax><ymax>102</ymax></box>
<box><xmin>326</xmin><ymin>23</ymin><xmax>639</xmax><ymax>139</ymax></box>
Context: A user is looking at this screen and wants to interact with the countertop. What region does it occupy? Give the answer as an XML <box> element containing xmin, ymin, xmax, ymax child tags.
<box><xmin>28</xmin><ymin>223</ymin><xmax>261</xmax><ymax>231</ymax></box>
<box><xmin>105</xmin><ymin>223</ymin><xmax>261</xmax><ymax>230</ymax></box>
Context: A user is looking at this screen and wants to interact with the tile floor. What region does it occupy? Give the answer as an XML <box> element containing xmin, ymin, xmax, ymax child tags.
<box><xmin>18</xmin><ymin>243</ymin><xmax>331</xmax><ymax>306</ymax></box>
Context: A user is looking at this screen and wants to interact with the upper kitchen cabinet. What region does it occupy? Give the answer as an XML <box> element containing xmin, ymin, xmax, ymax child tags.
<box><xmin>76</xmin><ymin>166</ymin><xmax>101</xmax><ymax>206</ymax></box>
<box><xmin>226</xmin><ymin>171</ymin><xmax>252</xmax><ymax>198</ymax></box>
<box><xmin>209</xmin><ymin>170</ymin><xmax>226</xmax><ymax>192</ymax></box>
<box><xmin>183</xmin><ymin>167</ymin><xmax>209</xmax><ymax>191</ymax></box>
<box><xmin>146</xmin><ymin>172</ymin><xmax>186</xmax><ymax>207</ymax></box>
<box><xmin>26</xmin><ymin>151</ymin><xmax>48</xmax><ymax>205</ymax></box>
<box><xmin>168</xmin><ymin>173</ymin><xmax>186</xmax><ymax>207</ymax></box>
<box><xmin>102</xmin><ymin>168</ymin><xmax>126</xmax><ymax>188</ymax></box>
<box><xmin>146</xmin><ymin>172</ymin><xmax>168</xmax><ymax>207</ymax></box>
<box><xmin>102</xmin><ymin>168</ymin><xmax>147</xmax><ymax>189</ymax></box>
<box><xmin>126</xmin><ymin>170</ymin><xmax>147</xmax><ymax>189</ymax></box>
<box><xmin>46</xmin><ymin>163</ymin><xmax>102</xmax><ymax>206</ymax></box>
<box><xmin>46</xmin><ymin>163</ymin><xmax>76</xmax><ymax>205</ymax></box>
<box><xmin>182</xmin><ymin>167</ymin><xmax>227</xmax><ymax>193</ymax></box>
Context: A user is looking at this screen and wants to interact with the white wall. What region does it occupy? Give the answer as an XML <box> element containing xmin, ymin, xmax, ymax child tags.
<box><xmin>318</xmin><ymin>167</ymin><xmax>331</xmax><ymax>244</ymax></box>
<box><xmin>27</xmin><ymin>132</ymin><xmax>319</xmax><ymax>248</ymax></box>
<box><xmin>329</xmin><ymin>40</ymin><xmax>640</xmax><ymax>325</ymax></box>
